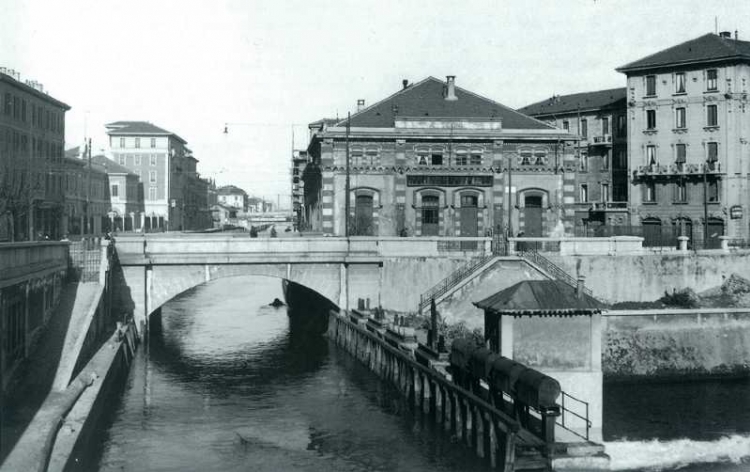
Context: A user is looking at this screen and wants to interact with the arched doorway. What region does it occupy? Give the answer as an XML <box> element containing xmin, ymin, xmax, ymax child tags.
<box><xmin>353</xmin><ymin>194</ymin><xmax>374</xmax><ymax>236</ymax></box>
<box><xmin>706</xmin><ymin>218</ymin><xmax>724</xmax><ymax>249</ymax></box>
<box><xmin>523</xmin><ymin>195</ymin><xmax>543</xmax><ymax>237</ymax></box>
<box><xmin>642</xmin><ymin>217</ymin><xmax>662</xmax><ymax>247</ymax></box>
<box><xmin>459</xmin><ymin>194</ymin><xmax>478</xmax><ymax>237</ymax></box>
<box><xmin>421</xmin><ymin>195</ymin><xmax>440</xmax><ymax>236</ymax></box>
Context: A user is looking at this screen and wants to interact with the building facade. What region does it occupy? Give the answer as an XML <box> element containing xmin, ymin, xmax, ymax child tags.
<box><xmin>91</xmin><ymin>155</ymin><xmax>143</xmax><ymax>232</ymax></box>
<box><xmin>106</xmin><ymin>121</ymin><xmax>208</xmax><ymax>231</ymax></box>
<box><xmin>292</xmin><ymin>149</ymin><xmax>309</xmax><ymax>229</ymax></box>
<box><xmin>303</xmin><ymin>76</ymin><xmax>578</xmax><ymax>238</ymax></box>
<box><xmin>617</xmin><ymin>32</ymin><xmax>750</xmax><ymax>247</ymax></box>
<box><xmin>217</xmin><ymin>185</ymin><xmax>248</xmax><ymax>211</ymax></box>
<box><xmin>519</xmin><ymin>88</ymin><xmax>629</xmax><ymax>235</ymax></box>
<box><xmin>60</xmin><ymin>152</ymin><xmax>109</xmax><ymax>237</ymax></box>
<box><xmin>0</xmin><ymin>68</ymin><xmax>70</xmax><ymax>241</ymax></box>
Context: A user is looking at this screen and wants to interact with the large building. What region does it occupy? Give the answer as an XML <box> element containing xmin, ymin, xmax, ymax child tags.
<box><xmin>303</xmin><ymin>76</ymin><xmax>578</xmax><ymax>238</ymax></box>
<box><xmin>91</xmin><ymin>155</ymin><xmax>143</xmax><ymax>232</ymax></box>
<box><xmin>519</xmin><ymin>88</ymin><xmax>629</xmax><ymax>235</ymax></box>
<box><xmin>61</xmin><ymin>148</ymin><xmax>110</xmax><ymax>237</ymax></box>
<box><xmin>291</xmin><ymin>149</ymin><xmax>309</xmax><ymax>229</ymax></box>
<box><xmin>106</xmin><ymin>121</ymin><xmax>209</xmax><ymax>231</ymax></box>
<box><xmin>0</xmin><ymin>68</ymin><xmax>70</xmax><ymax>241</ymax></box>
<box><xmin>217</xmin><ymin>184</ymin><xmax>248</xmax><ymax>211</ymax></box>
<box><xmin>617</xmin><ymin>32</ymin><xmax>750</xmax><ymax>247</ymax></box>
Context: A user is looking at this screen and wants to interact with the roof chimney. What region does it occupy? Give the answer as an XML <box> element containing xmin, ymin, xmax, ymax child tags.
<box><xmin>357</xmin><ymin>99</ymin><xmax>365</xmax><ymax>112</ymax></box>
<box><xmin>445</xmin><ymin>75</ymin><xmax>457</xmax><ymax>101</ymax></box>
<box><xmin>402</xmin><ymin>79</ymin><xmax>409</xmax><ymax>90</ymax></box>
<box><xmin>719</xmin><ymin>31</ymin><xmax>731</xmax><ymax>38</ymax></box>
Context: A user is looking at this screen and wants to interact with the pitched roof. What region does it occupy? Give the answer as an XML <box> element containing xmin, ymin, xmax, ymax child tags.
<box><xmin>617</xmin><ymin>33</ymin><xmax>750</xmax><ymax>73</ymax></box>
<box><xmin>338</xmin><ymin>77</ymin><xmax>551</xmax><ymax>130</ymax></box>
<box><xmin>518</xmin><ymin>88</ymin><xmax>626</xmax><ymax>117</ymax></box>
<box><xmin>65</xmin><ymin>146</ymin><xmax>81</xmax><ymax>159</ymax></box>
<box><xmin>105</xmin><ymin>121</ymin><xmax>187</xmax><ymax>143</ymax></box>
<box><xmin>473</xmin><ymin>280</ymin><xmax>604</xmax><ymax>316</ymax></box>
<box><xmin>217</xmin><ymin>185</ymin><xmax>247</xmax><ymax>195</ymax></box>
<box><xmin>91</xmin><ymin>155</ymin><xmax>136</xmax><ymax>175</ymax></box>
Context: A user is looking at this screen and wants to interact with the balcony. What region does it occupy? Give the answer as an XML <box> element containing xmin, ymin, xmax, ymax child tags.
<box><xmin>590</xmin><ymin>134</ymin><xmax>612</xmax><ymax>146</ymax></box>
<box><xmin>634</xmin><ymin>162</ymin><xmax>723</xmax><ymax>177</ymax></box>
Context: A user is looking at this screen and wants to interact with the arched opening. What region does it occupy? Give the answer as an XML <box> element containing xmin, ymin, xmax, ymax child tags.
<box><xmin>706</xmin><ymin>217</ymin><xmax>724</xmax><ymax>249</ymax></box>
<box><xmin>523</xmin><ymin>194</ymin><xmax>544</xmax><ymax>237</ymax></box>
<box><xmin>459</xmin><ymin>193</ymin><xmax>479</xmax><ymax>237</ymax></box>
<box><xmin>421</xmin><ymin>195</ymin><xmax>440</xmax><ymax>236</ymax></box>
<box><xmin>353</xmin><ymin>194</ymin><xmax>374</xmax><ymax>236</ymax></box>
<box><xmin>673</xmin><ymin>217</ymin><xmax>693</xmax><ymax>249</ymax></box>
<box><xmin>642</xmin><ymin>217</ymin><xmax>663</xmax><ymax>247</ymax></box>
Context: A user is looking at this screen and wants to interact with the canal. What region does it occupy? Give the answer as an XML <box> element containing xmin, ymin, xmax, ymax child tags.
<box><xmin>87</xmin><ymin>276</ymin><xmax>749</xmax><ymax>471</ymax></box>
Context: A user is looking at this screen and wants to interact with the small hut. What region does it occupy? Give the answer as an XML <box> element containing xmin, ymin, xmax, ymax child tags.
<box><xmin>473</xmin><ymin>278</ymin><xmax>606</xmax><ymax>441</ymax></box>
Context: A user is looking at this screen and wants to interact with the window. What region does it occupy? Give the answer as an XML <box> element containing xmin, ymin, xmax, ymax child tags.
<box><xmin>579</xmin><ymin>152</ymin><xmax>589</xmax><ymax>172</ymax></box>
<box><xmin>21</xmin><ymin>100</ymin><xmax>26</xmax><ymax>122</ymax></box>
<box><xmin>365</xmin><ymin>147</ymin><xmax>379</xmax><ymax>165</ymax></box>
<box><xmin>707</xmin><ymin>142</ymin><xmax>718</xmax><ymax>162</ymax></box>
<box><xmin>646</xmin><ymin>109</ymin><xmax>656</xmax><ymax>129</ymax></box>
<box><xmin>119</xmin><ymin>137</ymin><xmax>125</xmax><ymax>148</ymax></box>
<box><xmin>601</xmin><ymin>183</ymin><xmax>610</xmax><ymax>202</ymax></box>
<box><xmin>563</xmin><ymin>120</ymin><xmax>569</xmax><ymax>131</ymax></box>
<box><xmin>111</xmin><ymin>184</ymin><xmax>119</xmax><ymax>197</ymax></box>
<box><xmin>520</xmin><ymin>150</ymin><xmax>532</xmax><ymax>165</ymax></box>
<box><xmin>644</xmin><ymin>181</ymin><xmax>656</xmax><ymax>202</ymax></box>
<box><xmin>646</xmin><ymin>145</ymin><xmax>657</xmax><ymax>165</ymax></box>
<box><xmin>533</xmin><ymin>150</ymin><xmax>547</xmax><ymax>165</ymax></box>
<box><xmin>707</xmin><ymin>105</ymin><xmax>718</xmax><ymax>127</ymax></box>
<box><xmin>581</xmin><ymin>119</ymin><xmax>588</xmax><ymax>138</ymax></box>
<box><xmin>150</xmin><ymin>138</ymin><xmax>156</xmax><ymax>148</ymax></box>
<box><xmin>135</xmin><ymin>155</ymin><xmax>142</xmax><ymax>166</ymax></box>
<box><xmin>580</xmin><ymin>184</ymin><xmax>589</xmax><ymax>202</ymax></box>
<box><xmin>150</xmin><ymin>154</ymin><xmax>157</xmax><ymax>166</ymax></box>
<box><xmin>422</xmin><ymin>195</ymin><xmax>439</xmax><ymax>226</ymax></box>
<box><xmin>708</xmin><ymin>180</ymin><xmax>719</xmax><ymax>202</ymax></box>
<box><xmin>470</xmin><ymin>152</ymin><xmax>482</xmax><ymax>166</ymax></box>
<box><xmin>675</xmin><ymin>107</ymin><xmax>686</xmax><ymax>128</ymax></box>
<box><xmin>616</xmin><ymin>149</ymin><xmax>627</xmax><ymax>168</ymax></box>
<box><xmin>646</xmin><ymin>75</ymin><xmax>656</xmax><ymax>96</ymax></box>
<box><xmin>676</xmin><ymin>144</ymin><xmax>686</xmax><ymax>164</ymax></box>
<box><xmin>674</xmin><ymin>180</ymin><xmax>687</xmax><ymax>203</ymax></box>
<box><xmin>455</xmin><ymin>149</ymin><xmax>468</xmax><ymax>165</ymax></box>
<box><xmin>430</xmin><ymin>151</ymin><xmax>443</xmax><ymax>166</ymax></box>
<box><xmin>135</xmin><ymin>137</ymin><xmax>140</xmax><ymax>148</ymax></box>
<box><xmin>602</xmin><ymin>153</ymin><xmax>610</xmax><ymax>170</ymax></box>
<box><xmin>707</xmin><ymin>69</ymin><xmax>718</xmax><ymax>91</ymax></box>
<box><xmin>617</xmin><ymin>114</ymin><xmax>626</xmax><ymax>137</ymax></box>
<box><xmin>118</xmin><ymin>155</ymin><xmax>126</xmax><ymax>165</ymax></box>
<box><xmin>149</xmin><ymin>186</ymin><xmax>157</xmax><ymax>201</ymax></box>
<box><xmin>149</xmin><ymin>170</ymin><xmax>157</xmax><ymax>183</ymax></box>
<box><xmin>3</xmin><ymin>93</ymin><xmax>10</xmax><ymax>115</ymax></box>
<box><xmin>675</xmin><ymin>72</ymin><xmax>686</xmax><ymax>93</ymax></box>
<box><xmin>602</xmin><ymin>117</ymin><xmax>609</xmax><ymax>135</ymax></box>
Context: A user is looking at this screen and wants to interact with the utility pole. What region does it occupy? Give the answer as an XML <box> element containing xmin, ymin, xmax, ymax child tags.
<box><xmin>345</xmin><ymin>112</ymin><xmax>351</xmax><ymax>237</ymax></box>
<box><xmin>507</xmin><ymin>155</ymin><xmax>513</xmax><ymax>238</ymax></box>
<box><xmin>703</xmin><ymin>161</ymin><xmax>709</xmax><ymax>248</ymax></box>
<box><xmin>86</xmin><ymin>138</ymin><xmax>92</xmax><ymax>235</ymax></box>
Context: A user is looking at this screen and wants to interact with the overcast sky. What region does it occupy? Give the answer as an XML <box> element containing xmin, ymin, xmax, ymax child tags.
<box><xmin>3</xmin><ymin>0</ymin><xmax>750</xmax><ymax>206</ymax></box>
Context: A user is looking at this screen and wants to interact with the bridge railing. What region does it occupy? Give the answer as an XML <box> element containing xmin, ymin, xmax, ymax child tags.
<box><xmin>113</xmin><ymin>235</ymin><xmax>493</xmax><ymax>258</ymax></box>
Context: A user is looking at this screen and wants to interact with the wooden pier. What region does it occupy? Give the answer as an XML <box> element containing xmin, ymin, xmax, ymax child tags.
<box><xmin>328</xmin><ymin>309</ymin><xmax>549</xmax><ymax>471</ymax></box>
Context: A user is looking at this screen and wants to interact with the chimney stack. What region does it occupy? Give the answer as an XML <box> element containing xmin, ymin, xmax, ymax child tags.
<box><xmin>576</xmin><ymin>275</ymin><xmax>586</xmax><ymax>300</ymax></box>
<box><xmin>402</xmin><ymin>79</ymin><xmax>409</xmax><ymax>90</ymax></box>
<box><xmin>357</xmin><ymin>99</ymin><xmax>365</xmax><ymax>112</ymax></box>
<box><xmin>719</xmin><ymin>31</ymin><xmax>731</xmax><ymax>38</ymax></box>
<box><xmin>445</xmin><ymin>75</ymin><xmax>457</xmax><ymax>101</ymax></box>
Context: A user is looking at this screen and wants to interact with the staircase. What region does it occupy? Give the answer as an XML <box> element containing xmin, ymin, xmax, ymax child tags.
<box><xmin>517</xmin><ymin>249</ymin><xmax>592</xmax><ymax>296</ymax></box>
<box><xmin>418</xmin><ymin>254</ymin><xmax>498</xmax><ymax>312</ymax></box>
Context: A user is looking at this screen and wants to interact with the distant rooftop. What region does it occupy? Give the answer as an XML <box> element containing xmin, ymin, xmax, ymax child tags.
<box><xmin>333</xmin><ymin>76</ymin><xmax>551</xmax><ymax>130</ymax></box>
<box><xmin>519</xmin><ymin>88</ymin><xmax>627</xmax><ymax>117</ymax></box>
<box><xmin>617</xmin><ymin>32</ymin><xmax>750</xmax><ymax>73</ymax></box>
<box><xmin>105</xmin><ymin>121</ymin><xmax>186</xmax><ymax>143</ymax></box>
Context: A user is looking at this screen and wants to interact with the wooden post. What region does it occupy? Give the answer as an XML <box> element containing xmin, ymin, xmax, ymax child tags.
<box><xmin>489</xmin><ymin>418</ymin><xmax>498</xmax><ymax>469</ymax></box>
<box><xmin>476</xmin><ymin>409</ymin><xmax>486</xmax><ymax>459</ymax></box>
<box><xmin>503</xmin><ymin>431</ymin><xmax>516</xmax><ymax>472</ymax></box>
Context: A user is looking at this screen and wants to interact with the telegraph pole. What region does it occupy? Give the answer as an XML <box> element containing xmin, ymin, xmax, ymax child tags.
<box><xmin>85</xmin><ymin>138</ymin><xmax>92</xmax><ymax>235</ymax></box>
<box><xmin>345</xmin><ymin>112</ymin><xmax>351</xmax><ymax>237</ymax></box>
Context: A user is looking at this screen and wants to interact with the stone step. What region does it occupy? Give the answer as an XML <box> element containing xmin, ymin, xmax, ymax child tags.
<box><xmin>550</xmin><ymin>441</ymin><xmax>606</xmax><ymax>457</ymax></box>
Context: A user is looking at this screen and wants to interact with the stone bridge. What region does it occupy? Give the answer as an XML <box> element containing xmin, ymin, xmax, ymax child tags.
<box><xmin>113</xmin><ymin>234</ymin><xmax>494</xmax><ymax>332</ymax></box>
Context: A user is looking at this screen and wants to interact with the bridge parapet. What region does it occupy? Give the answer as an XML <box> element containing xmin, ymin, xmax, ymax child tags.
<box><xmin>114</xmin><ymin>235</ymin><xmax>492</xmax><ymax>262</ymax></box>
<box><xmin>0</xmin><ymin>242</ymin><xmax>69</xmax><ymax>287</ymax></box>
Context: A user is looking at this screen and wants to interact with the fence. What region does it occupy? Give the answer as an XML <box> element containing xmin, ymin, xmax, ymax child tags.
<box><xmin>558</xmin><ymin>391</ymin><xmax>591</xmax><ymax>441</ymax></box>
<box><xmin>68</xmin><ymin>239</ymin><xmax>103</xmax><ymax>282</ymax></box>
<box><xmin>574</xmin><ymin>224</ymin><xmax>724</xmax><ymax>250</ymax></box>
<box><xmin>419</xmin><ymin>254</ymin><xmax>497</xmax><ymax>311</ymax></box>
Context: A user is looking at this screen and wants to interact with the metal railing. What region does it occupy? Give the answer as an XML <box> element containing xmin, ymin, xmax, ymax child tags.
<box><xmin>68</xmin><ymin>240</ymin><xmax>102</xmax><ymax>282</ymax></box>
<box><xmin>558</xmin><ymin>391</ymin><xmax>591</xmax><ymax>441</ymax></box>
<box><xmin>419</xmin><ymin>254</ymin><xmax>496</xmax><ymax>311</ymax></box>
<box><xmin>518</xmin><ymin>249</ymin><xmax>592</xmax><ymax>296</ymax></box>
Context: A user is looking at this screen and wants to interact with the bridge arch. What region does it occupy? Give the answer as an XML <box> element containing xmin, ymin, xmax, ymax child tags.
<box><xmin>118</xmin><ymin>262</ymin><xmax>348</xmax><ymax>331</ymax></box>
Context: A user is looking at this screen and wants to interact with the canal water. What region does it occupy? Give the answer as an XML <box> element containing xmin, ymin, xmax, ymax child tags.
<box><xmin>89</xmin><ymin>276</ymin><xmax>750</xmax><ymax>471</ymax></box>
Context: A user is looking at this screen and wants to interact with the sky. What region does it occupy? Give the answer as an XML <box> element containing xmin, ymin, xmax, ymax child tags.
<box><xmin>3</xmin><ymin>0</ymin><xmax>750</xmax><ymax>208</ymax></box>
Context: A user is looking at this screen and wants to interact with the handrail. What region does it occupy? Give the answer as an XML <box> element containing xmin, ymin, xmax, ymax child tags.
<box><xmin>558</xmin><ymin>391</ymin><xmax>591</xmax><ymax>441</ymax></box>
<box><xmin>518</xmin><ymin>249</ymin><xmax>592</xmax><ymax>297</ymax></box>
<box><xmin>419</xmin><ymin>254</ymin><xmax>496</xmax><ymax>310</ymax></box>
<box><xmin>332</xmin><ymin>310</ymin><xmax>522</xmax><ymax>436</ymax></box>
